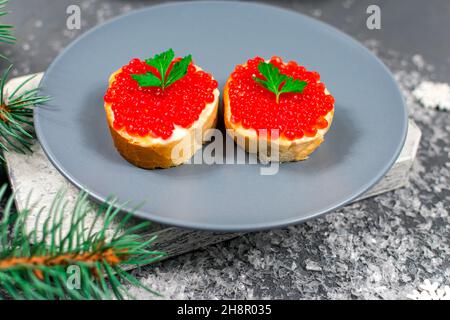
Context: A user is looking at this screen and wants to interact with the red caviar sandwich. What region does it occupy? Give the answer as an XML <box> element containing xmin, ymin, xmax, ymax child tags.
<box><xmin>224</xmin><ymin>56</ymin><xmax>335</xmax><ymax>162</ymax></box>
<box><xmin>104</xmin><ymin>49</ymin><xmax>219</xmax><ymax>169</ymax></box>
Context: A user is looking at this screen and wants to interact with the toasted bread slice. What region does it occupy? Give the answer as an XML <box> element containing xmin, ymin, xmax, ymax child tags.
<box><xmin>104</xmin><ymin>67</ymin><xmax>219</xmax><ymax>169</ymax></box>
<box><xmin>223</xmin><ymin>63</ymin><xmax>334</xmax><ymax>163</ymax></box>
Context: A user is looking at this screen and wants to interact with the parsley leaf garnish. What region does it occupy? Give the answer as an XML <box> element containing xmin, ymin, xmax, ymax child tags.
<box><xmin>144</xmin><ymin>48</ymin><xmax>175</xmax><ymax>85</ymax></box>
<box><xmin>253</xmin><ymin>61</ymin><xmax>307</xmax><ymax>103</ymax></box>
<box><xmin>165</xmin><ymin>54</ymin><xmax>192</xmax><ymax>88</ymax></box>
<box><xmin>131</xmin><ymin>72</ymin><xmax>161</xmax><ymax>87</ymax></box>
<box><xmin>131</xmin><ymin>48</ymin><xmax>192</xmax><ymax>90</ymax></box>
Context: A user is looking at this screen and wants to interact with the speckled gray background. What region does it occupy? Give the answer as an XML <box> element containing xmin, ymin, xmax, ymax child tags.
<box><xmin>1</xmin><ymin>0</ymin><xmax>449</xmax><ymax>299</ymax></box>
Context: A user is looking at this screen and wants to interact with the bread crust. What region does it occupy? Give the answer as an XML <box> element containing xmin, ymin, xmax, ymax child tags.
<box><xmin>223</xmin><ymin>76</ymin><xmax>334</xmax><ymax>162</ymax></box>
<box><xmin>104</xmin><ymin>68</ymin><xmax>219</xmax><ymax>169</ymax></box>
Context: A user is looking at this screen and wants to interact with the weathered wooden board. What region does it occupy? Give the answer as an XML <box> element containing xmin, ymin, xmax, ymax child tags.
<box><xmin>4</xmin><ymin>73</ymin><xmax>421</xmax><ymax>263</ymax></box>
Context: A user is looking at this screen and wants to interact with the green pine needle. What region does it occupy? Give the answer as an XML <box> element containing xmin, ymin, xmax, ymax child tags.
<box><xmin>0</xmin><ymin>65</ymin><xmax>51</xmax><ymax>161</ymax></box>
<box><xmin>0</xmin><ymin>185</ymin><xmax>166</xmax><ymax>300</ymax></box>
<box><xmin>0</xmin><ymin>0</ymin><xmax>15</xmax><ymax>47</ymax></box>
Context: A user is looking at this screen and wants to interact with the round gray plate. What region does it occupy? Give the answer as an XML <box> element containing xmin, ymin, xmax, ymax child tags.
<box><xmin>35</xmin><ymin>1</ymin><xmax>407</xmax><ymax>232</ymax></box>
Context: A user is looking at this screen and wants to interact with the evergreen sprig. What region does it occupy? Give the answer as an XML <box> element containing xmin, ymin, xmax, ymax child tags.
<box><xmin>0</xmin><ymin>65</ymin><xmax>51</xmax><ymax>161</ymax></box>
<box><xmin>0</xmin><ymin>0</ymin><xmax>14</xmax><ymax>43</ymax></box>
<box><xmin>0</xmin><ymin>184</ymin><xmax>165</xmax><ymax>300</ymax></box>
<box><xmin>0</xmin><ymin>0</ymin><xmax>15</xmax><ymax>59</ymax></box>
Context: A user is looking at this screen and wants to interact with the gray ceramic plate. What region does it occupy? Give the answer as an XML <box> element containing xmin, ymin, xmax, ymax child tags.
<box><xmin>35</xmin><ymin>1</ymin><xmax>407</xmax><ymax>232</ymax></box>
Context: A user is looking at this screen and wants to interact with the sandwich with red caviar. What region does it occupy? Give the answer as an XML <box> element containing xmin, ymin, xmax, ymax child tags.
<box><xmin>224</xmin><ymin>56</ymin><xmax>334</xmax><ymax>162</ymax></box>
<box><xmin>104</xmin><ymin>49</ymin><xmax>219</xmax><ymax>169</ymax></box>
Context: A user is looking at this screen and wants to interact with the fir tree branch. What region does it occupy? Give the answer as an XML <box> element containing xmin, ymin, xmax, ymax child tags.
<box><xmin>0</xmin><ymin>65</ymin><xmax>51</xmax><ymax>161</ymax></box>
<box><xmin>0</xmin><ymin>0</ymin><xmax>15</xmax><ymax>60</ymax></box>
<box><xmin>0</xmin><ymin>185</ymin><xmax>165</xmax><ymax>300</ymax></box>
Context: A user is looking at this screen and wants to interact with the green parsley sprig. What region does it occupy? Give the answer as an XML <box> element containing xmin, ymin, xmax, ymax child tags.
<box><xmin>253</xmin><ymin>61</ymin><xmax>307</xmax><ymax>103</ymax></box>
<box><xmin>131</xmin><ymin>49</ymin><xmax>192</xmax><ymax>91</ymax></box>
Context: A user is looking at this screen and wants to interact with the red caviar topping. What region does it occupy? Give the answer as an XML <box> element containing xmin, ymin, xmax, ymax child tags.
<box><xmin>228</xmin><ymin>56</ymin><xmax>334</xmax><ymax>140</ymax></box>
<box><xmin>104</xmin><ymin>58</ymin><xmax>218</xmax><ymax>139</ymax></box>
